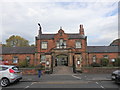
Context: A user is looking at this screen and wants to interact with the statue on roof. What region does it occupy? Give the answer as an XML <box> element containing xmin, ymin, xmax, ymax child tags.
<box><xmin>38</xmin><ymin>23</ymin><xmax>42</xmax><ymax>34</ymax></box>
<box><xmin>38</xmin><ymin>23</ymin><xmax>42</xmax><ymax>30</ymax></box>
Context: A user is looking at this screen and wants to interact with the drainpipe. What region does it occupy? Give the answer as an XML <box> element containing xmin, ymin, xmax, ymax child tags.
<box><xmin>88</xmin><ymin>52</ymin><xmax>89</xmax><ymax>66</ymax></box>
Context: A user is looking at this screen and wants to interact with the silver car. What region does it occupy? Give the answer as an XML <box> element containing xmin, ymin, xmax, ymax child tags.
<box><xmin>111</xmin><ymin>70</ymin><xmax>120</xmax><ymax>80</ymax></box>
<box><xmin>0</xmin><ymin>65</ymin><xmax>22</xmax><ymax>87</ymax></box>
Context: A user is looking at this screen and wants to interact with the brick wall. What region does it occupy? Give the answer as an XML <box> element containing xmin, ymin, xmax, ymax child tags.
<box><xmin>87</xmin><ymin>52</ymin><xmax>118</xmax><ymax>65</ymax></box>
<box><xmin>82</xmin><ymin>67</ymin><xmax>120</xmax><ymax>74</ymax></box>
<box><xmin>20</xmin><ymin>68</ymin><xmax>45</xmax><ymax>75</ymax></box>
<box><xmin>2</xmin><ymin>54</ymin><xmax>35</xmax><ymax>65</ymax></box>
<box><xmin>19</xmin><ymin>67</ymin><xmax>120</xmax><ymax>75</ymax></box>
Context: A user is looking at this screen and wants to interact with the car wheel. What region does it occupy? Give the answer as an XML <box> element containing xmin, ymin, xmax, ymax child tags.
<box><xmin>111</xmin><ymin>75</ymin><xmax>116</xmax><ymax>80</ymax></box>
<box><xmin>115</xmin><ymin>78</ymin><xmax>120</xmax><ymax>84</ymax></box>
<box><xmin>1</xmin><ymin>78</ymin><xmax>10</xmax><ymax>87</ymax></box>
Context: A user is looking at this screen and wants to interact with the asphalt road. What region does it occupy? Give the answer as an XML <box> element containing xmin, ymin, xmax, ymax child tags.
<box><xmin>1</xmin><ymin>74</ymin><xmax>120</xmax><ymax>89</ymax></box>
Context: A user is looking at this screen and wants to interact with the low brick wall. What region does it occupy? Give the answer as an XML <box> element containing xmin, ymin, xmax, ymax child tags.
<box><xmin>20</xmin><ymin>67</ymin><xmax>120</xmax><ymax>75</ymax></box>
<box><xmin>82</xmin><ymin>67</ymin><xmax>120</xmax><ymax>74</ymax></box>
<box><xmin>20</xmin><ymin>68</ymin><xmax>37</xmax><ymax>75</ymax></box>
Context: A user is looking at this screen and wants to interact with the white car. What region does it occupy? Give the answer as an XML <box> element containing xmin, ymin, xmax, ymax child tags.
<box><xmin>111</xmin><ymin>70</ymin><xmax>120</xmax><ymax>84</ymax></box>
<box><xmin>0</xmin><ymin>65</ymin><xmax>22</xmax><ymax>87</ymax></box>
<box><xmin>111</xmin><ymin>70</ymin><xmax>120</xmax><ymax>80</ymax></box>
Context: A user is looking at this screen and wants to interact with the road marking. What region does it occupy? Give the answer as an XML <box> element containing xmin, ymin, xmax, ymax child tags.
<box><xmin>31</xmin><ymin>82</ymin><xmax>37</xmax><ymax>85</ymax></box>
<box><xmin>95</xmin><ymin>82</ymin><xmax>104</xmax><ymax>89</ymax></box>
<box><xmin>51</xmin><ymin>74</ymin><xmax>75</xmax><ymax>76</ymax></box>
<box><xmin>96</xmin><ymin>82</ymin><xmax>99</xmax><ymax>84</ymax></box>
<box><xmin>25</xmin><ymin>86</ymin><xmax>29</xmax><ymax>88</ymax></box>
<box><xmin>36</xmin><ymin>81</ymin><xmax>89</xmax><ymax>84</ymax></box>
<box><xmin>101</xmin><ymin>85</ymin><xmax>104</xmax><ymax>89</ymax></box>
<box><xmin>72</xmin><ymin>75</ymin><xmax>81</xmax><ymax>79</ymax></box>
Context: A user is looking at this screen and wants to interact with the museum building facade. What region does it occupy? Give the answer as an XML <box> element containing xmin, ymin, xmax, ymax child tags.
<box><xmin>0</xmin><ymin>25</ymin><xmax>119</xmax><ymax>73</ymax></box>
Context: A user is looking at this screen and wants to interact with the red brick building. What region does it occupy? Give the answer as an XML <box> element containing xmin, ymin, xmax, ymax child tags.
<box><xmin>87</xmin><ymin>46</ymin><xmax>119</xmax><ymax>65</ymax></box>
<box><xmin>0</xmin><ymin>47</ymin><xmax>35</xmax><ymax>65</ymax></box>
<box><xmin>35</xmin><ymin>25</ymin><xmax>87</xmax><ymax>72</ymax></box>
<box><xmin>0</xmin><ymin>25</ymin><xmax>119</xmax><ymax>73</ymax></box>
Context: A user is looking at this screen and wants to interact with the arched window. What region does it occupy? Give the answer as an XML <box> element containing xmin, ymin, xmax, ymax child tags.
<box><xmin>56</xmin><ymin>39</ymin><xmax>66</xmax><ymax>48</ymax></box>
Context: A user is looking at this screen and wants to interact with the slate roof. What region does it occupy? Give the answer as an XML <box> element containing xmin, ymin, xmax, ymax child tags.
<box><xmin>0</xmin><ymin>46</ymin><xmax>2</xmax><ymax>54</ymax></box>
<box><xmin>67</xmin><ymin>34</ymin><xmax>86</xmax><ymax>39</ymax></box>
<box><xmin>0</xmin><ymin>46</ymin><xmax>35</xmax><ymax>54</ymax></box>
<box><xmin>87</xmin><ymin>46</ymin><xmax>119</xmax><ymax>53</ymax></box>
<box><xmin>37</xmin><ymin>34</ymin><xmax>55</xmax><ymax>39</ymax></box>
<box><xmin>0</xmin><ymin>46</ymin><xmax>119</xmax><ymax>54</ymax></box>
<box><xmin>37</xmin><ymin>34</ymin><xmax>86</xmax><ymax>39</ymax></box>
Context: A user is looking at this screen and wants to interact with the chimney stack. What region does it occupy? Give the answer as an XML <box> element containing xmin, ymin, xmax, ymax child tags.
<box><xmin>79</xmin><ymin>24</ymin><xmax>84</xmax><ymax>35</ymax></box>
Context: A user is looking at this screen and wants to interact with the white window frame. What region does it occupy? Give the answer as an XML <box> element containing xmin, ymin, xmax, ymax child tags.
<box><xmin>76</xmin><ymin>41</ymin><xmax>82</xmax><ymax>48</ymax></box>
<box><xmin>59</xmin><ymin>39</ymin><xmax>63</xmax><ymax>48</ymax></box>
<box><xmin>56</xmin><ymin>42</ymin><xmax>59</xmax><ymax>48</ymax></box>
<box><xmin>103</xmin><ymin>55</ymin><xmax>108</xmax><ymax>59</ymax></box>
<box><xmin>0</xmin><ymin>56</ymin><xmax>2</xmax><ymax>61</ymax></box>
<box><xmin>63</xmin><ymin>42</ymin><xmax>66</xmax><ymax>48</ymax></box>
<box><xmin>26</xmin><ymin>56</ymin><xmax>30</xmax><ymax>64</ymax></box>
<box><xmin>56</xmin><ymin>39</ymin><xmax>66</xmax><ymax>48</ymax></box>
<box><xmin>93</xmin><ymin>55</ymin><xmax>96</xmax><ymax>62</ymax></box>
<box><xmin>41</xmin><ymin>41</ymin><xmax>48</xmax><ymax>49</ymax></box>
<box><xmin>13</xmin><ymin>56</ymin><xmax>18</xmax><ymax>63</ymax></box>
<box><xmin>41</xmin><ymin>55</ymin><xmax>46</xmax><ymax>62</ymax></box>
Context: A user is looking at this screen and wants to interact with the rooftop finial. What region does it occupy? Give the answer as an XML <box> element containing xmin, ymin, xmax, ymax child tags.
<box><xmin>60</xmin><ymin>26</ymin><xmax>62</xmax><ymax>30</ymax></box>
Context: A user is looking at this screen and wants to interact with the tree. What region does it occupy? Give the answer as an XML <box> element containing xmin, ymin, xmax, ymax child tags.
<box><xmin>6</xmin><ymin>35</ymin><xmax>29</xmax><ymax>47</ymax></box>
<box><xmin>1</xmin><ymin>44</ymin><xmax>6</xmax><ymax>47</ymax></box>
<box><xmin>31</xmin><ymin>44</ymin><xmax>35</xmax><ymax>46</ymax></box>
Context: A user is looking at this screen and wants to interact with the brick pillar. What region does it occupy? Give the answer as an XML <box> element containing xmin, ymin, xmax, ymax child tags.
<box><xmin>69</xmin><ymin>53</ymin><xmax>73</xmax><ymax>66</ymax></box>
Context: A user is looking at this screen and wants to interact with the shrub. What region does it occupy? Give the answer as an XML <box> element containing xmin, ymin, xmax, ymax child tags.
<box><xmin>100</xmin><ymin>58</ymin><xmax>109</xmax><ymax>66</ymax></box>
<box><xmin>91</xmin><ymin>62</ymin><xmax>101</xmax><ymax>67</ymax></box>
<box><xmin>36</xmin><ymin>64</ymin><xmax>45</xmax><ymax>70</ymax></box>
<box><xmin>19</xmin><ymin>59</ymin><xmax>28</xmax><ymax>68</ymax></box>
<box><xmin>28</xmin><ymin>64</ymin><xmax>35</xmax><ymax>68</ymax></box>
<box><xmin>114</xmin><ymin>58</ymin><xmax>120</xmax><ymax>67</ymax></box>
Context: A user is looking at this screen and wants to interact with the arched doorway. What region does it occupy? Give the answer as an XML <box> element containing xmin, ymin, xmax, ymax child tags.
<box><xmin>55</xmin><ymin>54</ymin><xmax>68</xmax><ymax>66</ymax></box>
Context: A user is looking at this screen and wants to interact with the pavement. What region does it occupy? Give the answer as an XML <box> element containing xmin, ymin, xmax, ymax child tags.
<box><xmin>21</xmin><ymin>73</ymin><xmax>112</xmax><ymax>82</ymax></box>
<box><xmin>1</xmin><ymin>66</ymin><xmax>119</xmax><ymax>88</ymax></box>
<box><xmin>21</xmin><ymin>66</ymin><xmax>112</xmax><ymax>82</ymax></box>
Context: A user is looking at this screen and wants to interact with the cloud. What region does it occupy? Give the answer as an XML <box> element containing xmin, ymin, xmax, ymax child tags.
<box><xmin>2</xmin><ymin>0</ymin><xmax>119</xmax><ymax>2</ymax></box>
<box><xmin>1</xmin><ymin>1</ymin><xmax>118</xmax><ymax>46</ymax></box>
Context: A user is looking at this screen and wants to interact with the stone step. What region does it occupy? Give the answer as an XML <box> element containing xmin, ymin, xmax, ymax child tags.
<box><xmin>53</xmin><ymin>66</ymin><xmax>73</xmax><ymax>74</ymax></box>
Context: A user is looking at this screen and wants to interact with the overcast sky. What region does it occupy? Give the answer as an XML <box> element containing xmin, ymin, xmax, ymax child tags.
<box><xmin>1</xmin><ymin>0</ymin><xmax>119</xmax><ymax>46</ymax></box>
